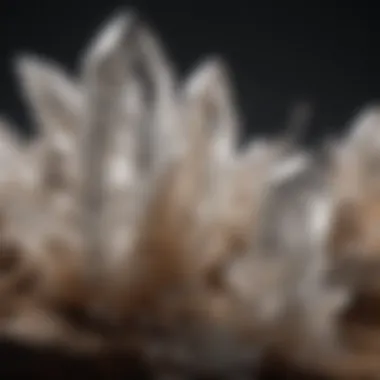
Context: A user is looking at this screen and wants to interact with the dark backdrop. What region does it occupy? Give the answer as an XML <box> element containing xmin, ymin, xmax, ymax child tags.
<box><xmin>0</xmin><ymin>0</ymin><xmax>376</xmax><ymax>144</ymax></box>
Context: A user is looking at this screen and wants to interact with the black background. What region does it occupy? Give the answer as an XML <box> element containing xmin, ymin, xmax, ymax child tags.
<box><xmin>0</xmin><ymin>0</ymin><xmax>376</xmax><ymax>144</ymax></box>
